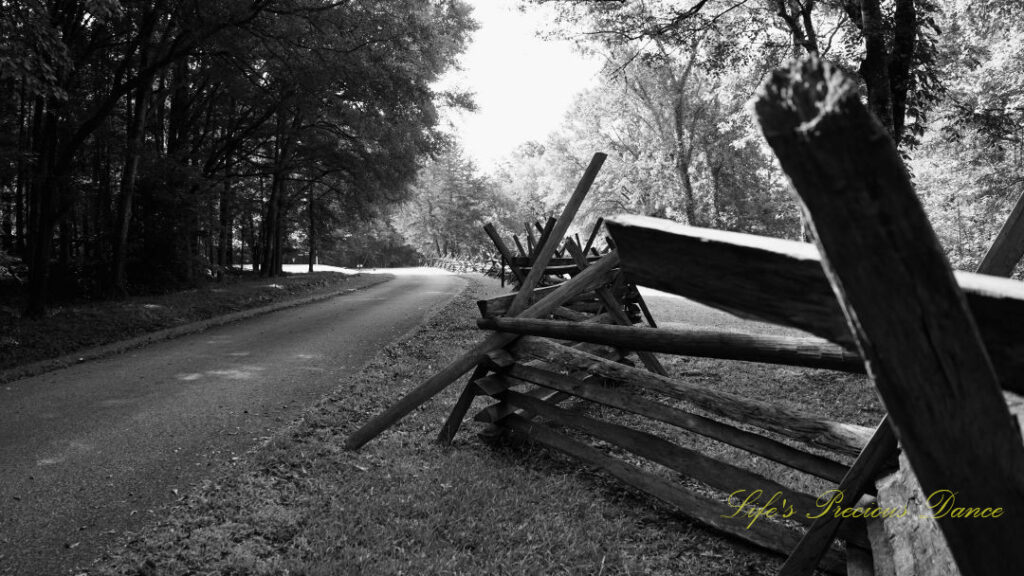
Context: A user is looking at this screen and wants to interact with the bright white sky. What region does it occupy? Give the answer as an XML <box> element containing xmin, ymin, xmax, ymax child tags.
<box><xmin>437</xmin><ymin>0</ymin><xmax>603</xmax><ymax>171</ymax></box>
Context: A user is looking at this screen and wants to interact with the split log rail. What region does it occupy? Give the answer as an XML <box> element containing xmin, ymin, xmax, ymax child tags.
<box><xmin>344</xmin><ymin>57</ymin><xmax>1024</xmax><ymax>576</ymax></box>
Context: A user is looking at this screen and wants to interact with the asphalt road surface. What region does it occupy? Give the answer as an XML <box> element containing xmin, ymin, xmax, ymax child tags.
<box><xmin>0</xmin><ymin>270</ymin><xmax>467</xmax><ymax>575</ymax></box>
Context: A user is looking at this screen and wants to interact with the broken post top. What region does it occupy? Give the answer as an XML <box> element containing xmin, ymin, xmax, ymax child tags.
<box><xmin>754</xmin><ymin>55</ymin><xmax>878</xmax><ymax>141</ymax></box>
<box><xmin>755</xmin><ymin>55</ymin><xmax>1024</xmax><ymax>572</ymax></box>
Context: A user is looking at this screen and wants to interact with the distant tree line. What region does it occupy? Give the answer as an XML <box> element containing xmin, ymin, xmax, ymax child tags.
<box><xmin>0</xmin><ymin>0</ymin><xmax>475</xmax><ymax>315</ymax></box>
<box><xmin>452</xmin><ymin>0</ymin><xmax>1021</xmax><ymax>271</ymax></box>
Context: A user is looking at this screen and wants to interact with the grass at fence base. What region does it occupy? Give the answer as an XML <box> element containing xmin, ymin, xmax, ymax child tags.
<box><xmin>91</xmin><ymin>275</ymin><xmax>882</xmax><ymax>576</ymax></box>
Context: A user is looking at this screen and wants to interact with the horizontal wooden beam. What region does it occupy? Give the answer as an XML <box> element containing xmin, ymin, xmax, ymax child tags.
<box><xmin>343</xmin><ymin>252</ymin><xmax>621</xmax><ymax>450</ymax></box>
<box><xmin>512</xmin><ymin>337</ymin><xmax>873</xmax><ymax>457</ymax></box>
<box><xmin>478</xmin><ymin>317</ymin><xmax>862</xmax><ymax>373</ymax></box>
<box><xmin>501</xmin><ymin>414</ymin><xmax>847</xmax><ymax>574</ymax></box>
<box><xmin>509</xmin><ymin>256</ymin><xmax>601</xmax><ymax>268</ymax></box>
<box><xmin>502</xmin><ymin>364</ymin><xmax>849</xmax><ymax>483</ymax></box>
<box><xmin>606</xmin><ymin>215</ymin><xmax>1024</xmax><ymax>394</ymax></box>
<box><xmin>780</xmin><ymin>416</ymin><xmax>897</xmax><ymax>575</ymax></box>
<box><xmin>495</xmin><ymin>385</ymin><xmax>869</xmax><ymax>548</ymax></box>
<box><xmin>520</xmin><ymin>263</ymin><xmax>582</xmax><ymax>275</ymax></box>
<box><xmin>478</xmin><ymin>284</ymin><xmax>638</xmax><ymax>319</ymax></box>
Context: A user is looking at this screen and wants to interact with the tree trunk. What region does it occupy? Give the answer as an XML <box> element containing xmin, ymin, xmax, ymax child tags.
<box><xmin>260</xmin><ymin>177</ymin><xmax>280</xmax><ymax>277</ymax></box>
<box><xmin>25</xmin><ymin>98</ymin><xmax>59</xmax><ymax>317</ymax></box>
<box><xmin>672</xmin><ymin>95</ymin><xmax>698</xmax><ymax>226</ymax></box>
<box><xmin>307</xmin><ymin>198</ymin><xmax>316</xmax><ymax>273</ymax></box>
<box><xmin>218</xmin><ymin>176</ymin><xmax>233</xmax><ymax>271</ymax></box>
<box><xmin>859</xmin><ymin>0</ymin><xmax>895</xmax><ymax>140</ymax></box>
<box><xmin>14</xmin><ymin>77</ymin><xmax>28</xmax><ymax>255</ymax></box>
<box><xmin>888</xmin><ymin>0</ymin><xmax>917</xmax><ymax>144</ymax></box>
<box><xmin>112</xmin><ymin>68</ymin><xmax>155</xmax><ymax>294</ymax></box>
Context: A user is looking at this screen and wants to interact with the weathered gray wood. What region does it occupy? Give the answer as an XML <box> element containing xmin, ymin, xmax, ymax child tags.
<box><xmin>606</xmin><ymin>215</ymin><xmax>1024</xmax><ymax>394</ymax></box>
<box><xmin>505</xmin><ymin>153</ymin><xmax>606</xmax><ymax>316</ymax></box>
<box><xmin>513</xmin><ymin>336</ymin><xmax>873</xmax><ymax>457</ymax></box>
<box><xmin>344</xmin><ymin>252</ymin><xmax>620</xmax><ymax>450</ymax></box>
<box><xmin>564</xmin><ymin>238</ymin><xmax>667</xmax><ymax>375</ymax></box>
<box><xmin>781</xmin><ymin>177</ymin><xmax>1024</xmax><ymax>575</ymax></box>
<box><xmin>501</xmin><ymin>414</ymin><xmax>847</xmax><ymax>575</ymax></box>
<box><xmin>483</xmin><ymin>222</ymin><xmax>525</xmax><ymax>283</ymax></box>
<box><xmin>755</xmin><ymin>56</ymin><xmax>1024</xmax><ymax>575</ymax></box>
<box><xmin>865</xmin><ymin>513</ymin><xmax>897</xmax><ymax>576</ymax></box>
<box><xmin>509</xmin><ymin>256</ymin><xmax>601</xmax><ymax>268</ymax></box>
<box><xmin>780</xmin><ymin>416</ymin><xmax>898</xmax><ymax>576</ymax></box>
<box><xmin>634</xmin><ymin>287</ymin><xmax>659</xmax><ymax>328</ymax></box>
<box><xmin>606</xmin><ymin>216</ymin><xmax>854</xmax><ymax>348</ymax></box>
<box><xmin>504</xmin><ymin>363</ymin><xmax>849</xmax><ymax>483</ymax></box>
<box><xmin>874</xmin><ymin>454</ymin><xmax>961</xmax><ymax>576</ymax></box>
<box><xmin>474</xmin><ymin>376</ymin><xmax>571</xmax><ymax>424</ymax></box>
<box><xmin>550</xmin><ymin>306</ymin><xmax>590</xmax><ymax>322</ymax></box>
<box><xmin>584</xmin><ymin>216</ymin><xmax>604</xmax><ymax>255</ymax></box>
<box><xmin>535</xmin><ymin>216</ymin><xmax>558</xmax><ymax>258</ymax></box>
<box><xmin>478</xmin><ymin>284</ymin><xmax>639</xmax><ymax>319</ymax></box>
<box><xmin>977</xmin><ymin>191</ymin><xmax>1024</xmax><ymax>277</ymax></box>
<box><xmin>479</xmin><ymin>317</ymin><xmax>863</xmax><ymax>373</ymax></box>
<box><xmin>519</xmin><ymin>263</ymin><xmax>583</xmax><ymax>276</ymax></box>
<box><xmin>496</xmin><ymin>385</ymin><xmax>874</xmax><ymax>546</ymax></box>
<box><xmin>512</xmin><ymin>234</ymin><xmax>527</xmax><ymax>258</ymax></box>
<box><xmin>436</xmin><ymin>365</ymin><xmax>488</xmax><ymax>445</ymax></box>
<box><xmin>847</xmin><ymin>544</ymin><xmax>876</xmax><ymax>576</ymax></box>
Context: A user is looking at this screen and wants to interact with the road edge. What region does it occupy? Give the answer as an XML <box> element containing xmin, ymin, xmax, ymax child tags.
<box><xmin>0</xmin><ymin>273</ymin><xmax>395</xmax><ymax>385</ymax></box>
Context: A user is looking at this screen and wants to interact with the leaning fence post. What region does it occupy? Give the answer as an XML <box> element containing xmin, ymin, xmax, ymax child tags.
<box><xmin>755</xmin><ymin>55</ymin><xmax>1024</xmax><ymax>576</ymax></box>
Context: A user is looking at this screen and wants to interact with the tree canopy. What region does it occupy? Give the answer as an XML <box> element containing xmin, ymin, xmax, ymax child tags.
<box><xmin>0</xmin><ymin>0</ymin><xmax>475</xmax><ymax>314</ymax></box>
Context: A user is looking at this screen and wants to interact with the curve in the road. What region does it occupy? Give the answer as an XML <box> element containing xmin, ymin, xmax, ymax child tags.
<box><xmin>0</xmin><ymin>271</ymin><xmax>467</xmax><ymax>575</ymax></box>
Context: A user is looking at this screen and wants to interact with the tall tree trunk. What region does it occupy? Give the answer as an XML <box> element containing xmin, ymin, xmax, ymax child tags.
<box><xmin>260</xmin><ymin>176</ymin><xmax>282</xmax><ymax>277</ymax></box>
<box><xmin>25</xmin><ymin>98</ymin><xmax>60</xmax><ymax>317</ymax></box>
<box><xmin>95</xmin><ymin>139</ymin><xmax>114</xmax><ymax>290</ymax></box>
<box><xmin>710</xmin><ymin>162</ymin><xmax>723</xmax><ymax>227</ymax></box>
<box><xmin>218</xmin><ymin>175</ymin><xmax>233</xmax><ymax>270</ymax></box>
<box><xmin>112</xmin><ymin>65</ymin><xmax>155</xmax><ymax>295</ymax></box>
<box><xmin>888</xmin><ymin>0</ymin><xmax>916</xmax><ymax>144</ymax></box>
<box><xmin>859</xmin><ymin>0</ymin><xmax>895</xmax><ymax>140</ymax></box>
<box><xmin>676</xmin><ymin>154</ymin><xmax>697</xmax><ymax>226</ymax></box>
<box><xmin>14</xmin><ymin>76</ymin><xmax>28</xmax><ymax>255</ymax></box>
<box><xmin>59</xmin><ymin>214</ymin><xmax>72</xmax><ymax>268</ymax></box>
<box><xmin>307</xmin><ymin>197</ymin><xmax>316</xmax><ymax>273</ymax></box>
<box><xmin>672</xmin><ymin>90</ymin><xmax>698</xmax><ymax>226</ymax></box>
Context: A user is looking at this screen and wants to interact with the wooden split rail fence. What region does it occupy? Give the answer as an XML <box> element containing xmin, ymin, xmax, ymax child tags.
<box><xmin>345</xmin><ymin>57</ymin><xmax>1024</xmax><ymax>576</ymax></box>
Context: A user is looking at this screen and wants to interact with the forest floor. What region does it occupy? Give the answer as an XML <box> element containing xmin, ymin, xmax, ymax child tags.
<box><xmin>85</xmin><ymin>274</ymin><xmax>885</xmax><ymax>576</ymax></box>
<box><xmin>0</xmin><ymin>271</ymin><xmax>388</xmax><ymax>373</ymax></box>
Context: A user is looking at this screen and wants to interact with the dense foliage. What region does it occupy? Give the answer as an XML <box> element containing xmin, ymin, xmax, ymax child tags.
<box><xmin>5</xmin><ymin>0</ymin><xmax>1023</xmax><ymax>309</ymax></box>
<box><xmin>0</xmin><ymin>0</ymin><xmax>475</xmax><ymax>314</ymax></box>
<box><xmin>397</xmin><ymin>0</ymin><xmax>1019</xmax><ymax>274</ymax></box>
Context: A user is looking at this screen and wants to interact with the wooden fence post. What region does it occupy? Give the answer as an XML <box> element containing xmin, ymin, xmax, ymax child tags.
<box><xmin>755</xmin><ymin>56</ymin><xmax>1024</xmax><ymax>576</ymax></box>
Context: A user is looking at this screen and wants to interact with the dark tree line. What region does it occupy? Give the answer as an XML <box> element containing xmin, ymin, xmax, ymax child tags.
<box><xmin>0</xmin><ymin>0</ymin><xmax>474</xmax><ymax>315</ymax></box>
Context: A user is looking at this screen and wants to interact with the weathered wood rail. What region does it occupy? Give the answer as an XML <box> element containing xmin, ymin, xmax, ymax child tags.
<box><xmin>345</xmin><ymin>56</ymin><xmax>1024</xmax><ymax>576</ymax></box>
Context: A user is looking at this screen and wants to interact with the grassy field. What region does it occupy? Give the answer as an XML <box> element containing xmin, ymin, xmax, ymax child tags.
<box><xmin>0</xmin><ymin>271</ymin><xmax>387</xmax><ymax>372</ymax></box>
<box><xmin>88</xmin><ymin>274</ymin><xmax>883</xmax><ymax>576</ymax></box>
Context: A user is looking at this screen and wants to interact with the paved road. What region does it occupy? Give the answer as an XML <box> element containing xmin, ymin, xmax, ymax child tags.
<box><xmin>0</xmin><ymin>271</ymin><xmax>467</xmax><ymax>575</ymax></box>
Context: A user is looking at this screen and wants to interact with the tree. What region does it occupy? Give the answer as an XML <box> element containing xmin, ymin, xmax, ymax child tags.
<box><xmin>531</xmin><ymin>0</ymin><xmax>943</xmax><ymax>148</ymax></box>
<box><xmin>0</xmin><ymin>0</ymin><xmax>475</xmax><ymax>314</ymax></box>
<box><xmin>910</xmin><ymin>0</ymin><xmax>1024</xmax><ymax>271</ymax></box>
<box><xmin>490</xmin><ymin>49</ymin><xmax>800</xmax><ymax>238</ymax></box>
<box><xmin>398</xmin><ymin>146</ymin><xmax>524</xmax><ymax>260</ymax></box>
